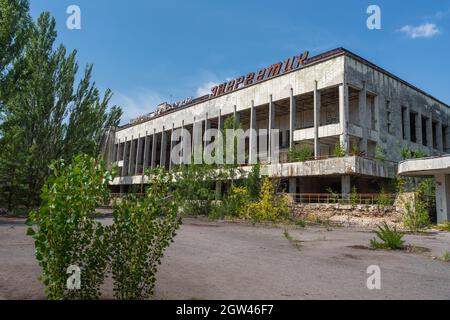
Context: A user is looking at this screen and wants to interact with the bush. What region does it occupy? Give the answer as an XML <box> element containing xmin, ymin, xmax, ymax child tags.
<box><xmin>240</xmin><ymin>178</ymin><xmax>289</xmax><ymax>222</ymax></box>
<box><xmin>215</xmin><ymin>186</ymin><xmax>251</xmax><ymax>218</ymax></box>
<box><xmin>110</xmin><ymin>168</ymin><xmax>181</xmax><ymax>300</ymax></box>
<box><xmin>26</xmin><ymin>155</ymin><xmax>112</xmax><ymax>299</ymax></box>
<box><xmin>288</xmin><ymin>144</ymin><xmax>314</xmax><ymax>162</ymax></box>
<box><xmin>333</xmin><ymin>143</ymin><xmax>346</xmax><ymax>157</ymax></box>
<box><xmin>370</xmin><ymin>223</ymin><xmax>405</xmax><ymax>250</ymax></box>
<box><xmin>376</xmin><ymin>187</ymin><xmax>393</xmax><ymax>207</ymax></box>
<box><xmin>350</xmin><ymin>186</ymin><xmax>359</xmax><ymax>206</ymax></box>
<box><xmin>403</xmin><ymin>194</ymin><xmax>430</xmax><ymax>232</ymax></box>
<box><xmin>437</xmin><ymin>221</ymin><xmax>450</xmax><ymax>232</ymax></box>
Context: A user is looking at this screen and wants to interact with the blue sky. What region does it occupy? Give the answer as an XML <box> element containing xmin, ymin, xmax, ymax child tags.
<box><xmin>29</xmin><ymin>0</ymin><xmax>450</xmax><ymax>124</ymax></box>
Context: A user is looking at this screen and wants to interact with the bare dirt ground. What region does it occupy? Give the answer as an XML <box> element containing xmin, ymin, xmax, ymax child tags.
<box><xmin>1</xmin><ymin>216</ymin><xmax>449</xmax><ymax>300</ymax></box>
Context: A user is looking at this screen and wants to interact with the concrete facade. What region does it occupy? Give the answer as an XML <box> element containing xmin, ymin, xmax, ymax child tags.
<box><xmin>104</xmin><ymin>48</ymin><xmax>449</xmax><ymax>197</ymax></box>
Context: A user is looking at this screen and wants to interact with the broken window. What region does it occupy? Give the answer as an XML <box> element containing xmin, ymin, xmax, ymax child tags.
<box><xmin>421</xmin><ymin>116</ymin><xmax>428</xmax><ymax>146</ymax></box>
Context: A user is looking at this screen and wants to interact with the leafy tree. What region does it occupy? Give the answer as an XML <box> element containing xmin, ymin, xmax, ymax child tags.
<box><xmin>0</xmin><ymin>10</ymin><xmax>122</xmax><ymax>212</ymax></box>
<box><xmin>27</xmin><ymin>155</ymin><xmax>112</xmax><ymax>299</ymax></box>
<box><xmin>110</xmin><ymin>167</ymin><xmax>181</xmax><ymax>299</ymax></box>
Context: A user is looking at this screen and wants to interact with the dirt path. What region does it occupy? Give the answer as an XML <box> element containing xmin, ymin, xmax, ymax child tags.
<box><xmin>1</xmin><ymin>217</ymin><xmax>449</xmax><ymax>299</ymax></box>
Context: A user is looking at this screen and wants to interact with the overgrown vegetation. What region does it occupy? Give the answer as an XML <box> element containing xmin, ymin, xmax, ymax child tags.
<box><xmin>0</xmin><ymin>1</ymin><xmax>122</xmax><ymax>214</ymax></box>
<box><xmin>288</xmin><ymin>144</ymin><xmax>314</xmax><ymax>162</ymax></box>
<box><xmin>437</xmin><ymin>221</ymin><xmax>450</xmax><ymax>232</ymax></box>
<box><xmin>26</xmin><ymin>155</ymin><xmax>112</xmax><ymax>299</ymax></box>
<box><xmin>370</xmin><ymin>223</ymin><xmax>405</xmax><ymax>250</ymax></box>
<box><xmin>27</xmin><ymin>156</ymin><xmax>180</xmax><ymax>300</ymax></box>
<box><xmin>110</xmin><ymin>168</ymin><xmax>181</xmax><ymax>299</ymax></box>
<box><xmin>333</xmin><ymin>142</ymin><xmax>346</xmax><ymax>157</ymax></box>
<box><xmin>402</xmin><ymin>179</ymin><xmax>433</xmax><ymax>231</ymax></box>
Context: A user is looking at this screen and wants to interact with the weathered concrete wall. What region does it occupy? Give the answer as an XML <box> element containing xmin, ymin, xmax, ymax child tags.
<box><xmin>345</xmin><ymin>56</ymin><xmax>450</xmax><ymax>162</ymax></box>
<box><xmin>114</xmin><ymin>56</ymin><xmax>345</xmax><ymax>140</ymax></box>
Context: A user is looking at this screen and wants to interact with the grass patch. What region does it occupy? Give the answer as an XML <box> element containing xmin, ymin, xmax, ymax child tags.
<box><xmin>440</xmin><ymin>251</ymin><xmax>450</xmax><ymax>262</ymax></box>
<box><xmin>436</xmin><ymin>221</ymin><xmax>450</xmax><ymax>232</ymax></box>
<box><xmin>370</xmin><ymin>223</ymin><xmax>405</xmax><ymax>250</ymax></box>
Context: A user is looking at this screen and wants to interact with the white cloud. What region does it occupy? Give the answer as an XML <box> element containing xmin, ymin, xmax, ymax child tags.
<box><xmin>399</xmin><ymin>23</ymin><xmax>440</xmax><ymax>39</ymax></box>
<box><xmin>110</xmin><ymin>89</ymin><xmax>168</xmax><ymax>124</ymax></box>
<box><xmin>196</xmin><ymin>81</ymin><xmax>219</xmax><ymax>97</ymax></box>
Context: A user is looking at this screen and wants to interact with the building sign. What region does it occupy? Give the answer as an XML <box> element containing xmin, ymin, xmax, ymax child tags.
<box><xmin>210</xmin><ymin>51</ymin><xmax>309</xmax><ymax>97</ymax></box>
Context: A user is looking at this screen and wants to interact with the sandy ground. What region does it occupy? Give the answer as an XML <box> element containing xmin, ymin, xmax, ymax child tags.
<box><xmin>1</xmin><ymin>216</ymin><xmax>449</xmax><ymax>300</ymax></box>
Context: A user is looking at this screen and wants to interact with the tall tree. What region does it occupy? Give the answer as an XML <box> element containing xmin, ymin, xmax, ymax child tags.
<box><xmin>0</xmin><ymin>10</ymin><xmax>122</xmax><ymax>212</ymax></box>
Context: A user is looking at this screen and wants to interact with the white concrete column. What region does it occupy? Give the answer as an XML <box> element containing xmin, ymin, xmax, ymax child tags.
<box><xmin>121</xmin><ymin>137</ymin><xmax>127</xmax><ymax>177</ymax></box>
<box><xmin>193</xmin><ymin>117</ymin><xmax>203</xmax><ymax>164</ymax></box>
<box><xmin>142</xmin><ymin>132</ymin><xmax>149</xmax><ymax>173</ymax></box>
<box><xmin>151</xmin><ymin>128</ymin><xmax>157</xmax><ymax>168</ymax></box>
<box><xmin>339</xmin><ymin>83</ymin><xmax>349</xmax><ymax>153</ymax></box>
<box><xmin>204</xmin><ymin>113</ymin><xmax>211</xmax><ymax>151</ymax></box>
<box><xmin>358</xmin><ymin>82</ymin><xmax>368</xmax><ymax>154</ymax></box>
<box><xmin>268</xmin><ymin>95</ymin><xmax>275</xmax><ymax>163</ymax></box>
<box><xmin>218</xmin><ymin>109</ymin><xmax>224</xmax><ymax>130</ymax></box>
<box><xmin>128</xmin><ymin>135</ymin><xmax>134</xmax><ymax>176</ymax></box>
<box><xmin>404</xmin><ymin>106</ymin><xmax>411</xmax><ymax>142</ymax></box>
<box><xmin>435</xmin><ymin>174</ymin><xmax>450</xmax><ymax>223</ymax></box>
<box><xmin>437</xmin><ymin>122</ymin><xmax>444</xmax><ymax>152</ymax></box>
<box><xmin>160</xmin><ymin>127</ymin><xmax>167</xmax><ymax>169</ymax></box>
<box><xmin>427</xmin><ymin>117</ymin><xmax>433</xmax><ymax>149</ymax></box>
<box><xmin>215</xmin><ymin>181</ymin><xmax>222</xmax><ymax>200</ymax></box>
<box><xmin>233</xmin><ymin>105</ymin><xmax>240</xmax><ymax>125</ymax></box>
<box><xmin>341</xmin><ymin>175</ymin><xmax>351</xmax><ymax>198</ymax></box>
<box><xmin>416</xmin><ymin>111</ymin><xmax>423</xmax><ymax>145</ymax></box>
<box><xmin>169</xmin><ymin>123</ymin><xmax>174</xmax><ymax>170</ymax></box>
<box><xmin>134</xmin><ymin>134</ymin><xmax>141</xmax><ymax>175</ymax></box>
<box><xmin>116</xmin><ymin>138</ymin><xmax>121</xmax><ymax>164</ymax></box>
<box><xmin>249</xmin><ymin>100</ymin><xmax>257</xmax><ymax>164</ymax></box>
<box><xmin>313</xmin><ymin>81</ymin><xmax>321</xmax><ymax>159</ymax></box>
<box><xmin>180</xmin><ymin>120</ymin><xmax>185</xmax><ymax>165</ymax></box>
<box><xmin>289</xmin><ymin>88</ymin><xmax>296</xmax><ymax>149</ymax></box>
<box><xmin>289</xmin><ymin>177</ymin><xmax>297</xmax><ymax>194</ymax></box>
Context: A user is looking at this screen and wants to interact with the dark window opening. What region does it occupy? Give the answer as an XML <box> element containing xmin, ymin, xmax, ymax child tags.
<box><xmin>422</xmin><ymin>116</ymin><xmax>428</xmax><ymax>146</ymax></box>
<box><xmin>410</xmin><ymin>112</ymin><xmax>417</xmax><ymax>143</ymax></box>
<box><xmin>443</xmin><ymin>126</ymin><xmax>448</xmax><ymax>152</ymax></box>
<box><xmin>401</xmin><ymin>107</ymin><xmax>406</xmax><ymax>139</ymax></box>
<box><xmin>432</xmin><ymin>122</ymin><xmax>438</xmax><ymax>149</ymax></box>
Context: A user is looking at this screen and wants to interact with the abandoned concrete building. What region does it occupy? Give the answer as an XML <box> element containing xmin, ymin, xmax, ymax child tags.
<box><xmin>103</xmin><ymin>47</ymin><xmax>450</xmax><ymax>199</ymax></box>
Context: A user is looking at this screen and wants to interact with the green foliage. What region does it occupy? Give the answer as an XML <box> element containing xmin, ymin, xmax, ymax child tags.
<box><xmin>326</xmin><ymin>187</ymin><xmax>339</xmax><ymax>204</ymax></box>
<box><xmin>400</xmin><ymin>146</ymin><xmax>427</xmax><ymax>160</ymax></box>
<box><xmin>375</xmin><ymin>145</ymin><xmax>387</xmax><ymax>161</ymax></box>
<box><xmin>214</xmin><ymin>185</ymin><xmax>251</xmax><ymax>219</ymax></box>
<box><xmin>172</xmin><ymin>163</ymin><xmax>220</xmax><ymax>216</ymax></box>
<box><xmin>376</xmin><ymin>187</ymin><xmax>393</xmax><ymax>207</ymax></box>
<box><xmin>244</xmin><ymin>162</ymin><xmax>261</xmax><ymax>201</ymax></box>
<box><xmin>370</xmin><ymin>223</ymin><xmax>405</xmax><ymax>250</ymax></box>
<box><xmin>437</xmin><ymin>221</ymin><xmax>450</xmax><ymax>232</ymax></box>
<box><xmin>110</xmin><ymin>167</ymin><xmax>181</xmax><ymax>300</ymax></box>
<box><xmin>333</xmin><ymin>142</ymin><xmax>346</xmax><ymax>157</ymax></box>
<box><xmin>288</xmin><ymin>144</ymin><xmax>313</xmax><ymax>162</ymax></box>
<box><xmin>350</xmin><ymin>186</ymin><xmax>359</xmax><ymax>206</ymax></box>
<box><xmin>402</xmin><ymin>179</ymin><xmax>432</xmax><ymax>231</ymax></box>
<box><xmin>26</xmin><ymin>155</ymin><xmax>112</xmax><ymax>299</ymax></box>
<box><xmin>440</xmin><ymin>251</ymin><xmax>450</xmax><ymax>262</ymax></box>
<box><xmin>0</xmin><ymin>8</ymin><xmax>122</xmax><ymax>213</ymax></box>
<box><xmin>240</xmin><ymin>178</ymin><xmax>289</xmax><ymax>222</ymax></box>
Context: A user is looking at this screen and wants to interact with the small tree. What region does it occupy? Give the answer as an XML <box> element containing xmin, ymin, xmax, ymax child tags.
<box><xmin>333</xmin><ymin>143</ymin><xmax>346</xmax><ymax>157</ymax></box>
<box><xmin>350</xmin><ymin>186</ymin><xmax>359</xmax><ymax>207</ymax></box>
<box><xmin>240</xmin><ymin>178</ymin><xmax>289</xmax><ymax>222</ymax></box>
<box><xmin>288</xmin><ymin>144</ymin><xmax>314</xmax><ymax>162</ymax></box>
<box><xmin>110</xmin><ymin>167</ymin><xmax>181</xmax><ymax>300</ymax></box>
<box><xmin>26</xmin><ymin>155</ymin><xmax>112</xmax><ymax>299</ymax></box>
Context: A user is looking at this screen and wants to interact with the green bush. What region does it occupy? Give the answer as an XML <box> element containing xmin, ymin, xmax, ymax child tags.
<box><xmin>333</xmin><ymin>143</ymin><xmax>346</xmax><ymax>157</ymax></box>
<box><xmin>403</xmin><ymin>200</ymin><xmax>429</xmax><ymax>231</ymax></box>
<box><xmin>288</xmin><ymin>144</ymin><xmax>314</xmax><ymax>162</ymax></box>
<box><xmin>110</xmin><ymin>168</ymin><xmax>181</xmax><ymax>300</ymax></box>
<box><xmin>437</xmin><ymin>221</ymin><xmax>450</xmax><ymax>232</ymax></box>
<box><xmin>370</xmin><ymin>223</ymin><xmax>405</xmax><ymax>250</ymax></box>
<box><xmin>240</xmin><ymin>178</ymin><xmax>289</xmax><ymax>222</ymax></box>
<box><xmin>350</xmin><ymin>186</ymin><xmax>359</xmax><ymax>206</ymax></box>
<box><xmin>26</xmin><ymin>155</ymin><xmax>112</xmax><ymax>299</ymax></box>
<box><xmin>376</xmin><ymin>187</ymin><xmax>393</xmax><ymax>207</ymax></box>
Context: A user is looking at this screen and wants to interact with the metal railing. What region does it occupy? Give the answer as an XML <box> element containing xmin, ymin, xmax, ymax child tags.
<box><xmin>289</xmin><ymin>193</ymin><xmax>396</xmax><ymax>205</ymax></box>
